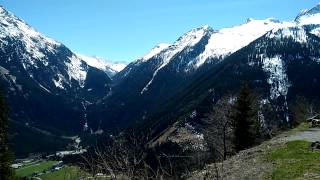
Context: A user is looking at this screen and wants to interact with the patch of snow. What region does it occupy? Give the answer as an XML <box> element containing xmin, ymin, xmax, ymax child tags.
<box><xmin>311</xmin><ymin>57</ymin><xmax>320</xmax><ymax>63</ymax></box>
<box><xmin>169</xmin><ymin>122</ymin><xmax>206</xmax><ymax>151</ymax></box>
<box><xmin>93</xmin><ymin>129</ymin><xmax>104</xmax><ymax>135</ymax></box>
<box><xmin>83</xmin><ymin>122</ymin><xmax>89</xmax><ymax>131</ymax></box>
<box><xmin>53</xmin><ymin>74</ymin><xmax>65</xmax><ymax>89</ymax></box>
<box><xmin>38</xmin><ymin>83</ymin><xmax>51</xmax><ymax>93</ymax></box>
<box><xmin>9</xmin><ymin>75</ymin><xmax>16</xmax><ymax>83</ymax></box>
<box><xmin>122</xmin><ymin>67</ymin><xmax>132</xmax><ymax>77</ymax></box>
<box><xmin>0</xmin><ymin>66</ymin><xmax>9</xmax><ymax>74</ymax></box>
<box><xmin>75</xmin><ymin>137</ymin><xmax>81</xmax><ymax>144</ymax></box>
<box><xmin>268</xmin><ymin>26</ymin><xmax>308</xmax><ymax>43</ymax></box>
<box><xmin>65</xmin><ymin>55</ymin><xmax>87</xmax><ymax>87</ymax></box>
<box><xmin>190</xmin><ymin>110</ymin><xmax>197</xmax><ymax>118</ymax></box>
<box><xmin>0</xmin><ymin>66</ymin><xmax>17</xmax><ymax>84</ymax></box>
<box><xmin>262</xmin><ymin>55</ymin><xmax>290</xmax><ymax>99</ymax></box>
<box><xmin>310</xmin><ymin>27</ymin><xmax>320</xmax><ymax>37</ymax></box>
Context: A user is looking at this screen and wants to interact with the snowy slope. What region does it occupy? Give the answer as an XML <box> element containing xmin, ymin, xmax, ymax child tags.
<box><xmin>64</xmin><ymin>55</ymin><xmax>88</xmax><ymax>88</ymax></box>
<box><xmin>140</xmin><ymin>25</ymin><xmax>213</xmax><ymax>94</ymax></box>
<box><xmin>0</xmin><ymin>6</ymin><xmax>116</xmax><ymax>90</ymax></box>
<box><xmin>159</xmin><ymin>25</ymin><xmax>212</xmax><ymax>65</ymax></box>
<box><xmin>0</xmin><ymin>5</ymin><xmax>85</xmax><ymax>89</ymax></box>
<box><xmin>140</xmin><ymin>43</ymin><xmax>171</xmax><ymax>62</ymax></box>
<box><xmin>0</xmin><ymin>6</ymin><xmax>60</xmax><ymax>66</ymax></box>
<box><xmin>194</xmin><ymin>19</ymin><xmax>295</xmax><ymax>68</ymax></box>
<box><xmin>295</xmin><ymin>3</ymin><xmax>320</xmax><ymax>25</ymax></box>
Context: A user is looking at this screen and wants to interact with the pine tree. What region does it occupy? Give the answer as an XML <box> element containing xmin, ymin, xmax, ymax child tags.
<box><xmin>232</xmin><ymin>84</ymin><xmax>256</xmax><ymax>152</ymax></box>
<box><xmin>0</xmin><ymin>89</ymin><xmax>15</xmax><ymax>180</ymax></box>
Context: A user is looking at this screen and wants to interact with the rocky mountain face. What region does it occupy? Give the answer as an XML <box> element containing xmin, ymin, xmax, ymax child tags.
<box><xmin>0</xmin><ymin>6</ymin><xmax>113</xmax><ymax>154</ymax></box>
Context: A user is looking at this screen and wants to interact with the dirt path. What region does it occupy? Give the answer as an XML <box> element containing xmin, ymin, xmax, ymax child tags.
<box><xmin>284</xmin><ymin>128</ymin><xmax>320</xmax><ymax>142</ymax></box>
<box><xmin>188</xmin><ymin>127</ymin><xmax>320</xmax><ymax>180</ymax></box>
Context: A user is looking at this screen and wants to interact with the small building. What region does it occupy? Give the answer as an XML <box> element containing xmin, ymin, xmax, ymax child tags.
<box><xmin>51</xmin><ymin>161</ymin><xmax>64</xmax><ymax>171</ymax></box>
<box><xmin>11</xmin><ymin>163</ymin><xmax>23</xmax><ymax>169</ymax></box>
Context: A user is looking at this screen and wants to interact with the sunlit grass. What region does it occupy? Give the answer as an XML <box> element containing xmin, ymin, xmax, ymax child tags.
<box><xmin>16</xmin><ymin>160</ymin><xmax>58</xmax><ymax>177</ymax></box>
<box><xmin>264</xmin><ymin>140</ymin><xmax>320</xmax><ymax>180</ymax></box>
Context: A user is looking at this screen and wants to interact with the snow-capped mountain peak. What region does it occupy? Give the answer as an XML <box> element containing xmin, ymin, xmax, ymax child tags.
<box><xmin>0</xmin><ymin>6</ymin><xmax>117</xmax><ymax>92</ymax></box>
<box><xmin>76</xmin><ymin>54</ymin><xmax>127</xmax><ymax>77</ymax></box>
<box><xmin>140</xmin><ymin>26</ymin><xmax>213</xmax><ymax>94</ymax></box>
<box><xmin>295</xmin><ymin>3</ymin><xmax>320</xmax><ymax>25</ymax></box>
<box><xmin>0</xmin><ymin>6</ymin><xmax>60</xmax><ymax>63</ymax></box>
<box><xmin>76</xmin><ymin>54</ymin><xmax>109</xmax><ymax>71</ymax></box>
<box><xmin>160</xmin><ymin>25</ymin><xmax>214</xmax><ymax>64</ymax></box>
<box><xmin>140</xmin><ymin>25</ymin><xmax>213</xmax><ymax>63</ymax></box>
<box><xmin>174</xmin><ymin>25</ymin><xmax>213</xmax><ymax>48</ymax></box>
<box><xmin>108</xmin><ymin>62</ymin><xmax>127</xmax><ymax>72</ymax></box>
<box><xmin>194</xmin><ymin>18</ymin><xmax>292</xmax><ymax>68</ymax></box>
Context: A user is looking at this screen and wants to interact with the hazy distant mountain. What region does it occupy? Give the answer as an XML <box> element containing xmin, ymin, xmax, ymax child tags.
<box><xmin>76</xmin><ymin>53</ymin><xmax>127</xmax><ymax>77</ymax></box>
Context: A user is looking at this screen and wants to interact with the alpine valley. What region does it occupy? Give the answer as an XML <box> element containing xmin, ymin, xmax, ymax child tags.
<box><xmin>1</xmin><ymin>2</ymin><xmax>320</xmax><ymax>161</ymax></box>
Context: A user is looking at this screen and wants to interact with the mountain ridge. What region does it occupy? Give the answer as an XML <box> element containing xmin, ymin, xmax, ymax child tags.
<box><xmin>0</xmin><ymin>5</ymin><xmax>114</xmax><ymax>155</ymax></box>
<box><xmin>91</xmin><ymin>3</ymin><xmax>320</xmax><ymax>139</ymax></box>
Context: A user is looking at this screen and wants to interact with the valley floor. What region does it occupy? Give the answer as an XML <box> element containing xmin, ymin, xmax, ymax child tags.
<box><xmin>14</xmin><ymin>160</ymin><xmax>85</xmax><ymax>180</ymax></box>
<box><xmin>189</xmin><ymin>124</ymin><xmax>320</xmax><ymax>180</ymax></box>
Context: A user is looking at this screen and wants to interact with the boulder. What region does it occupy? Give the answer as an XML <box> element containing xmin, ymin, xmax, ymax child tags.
<box><xmin>311</xmin><ymin>141</ymin><xmax>320</xmax><ymax>149</ymax></box>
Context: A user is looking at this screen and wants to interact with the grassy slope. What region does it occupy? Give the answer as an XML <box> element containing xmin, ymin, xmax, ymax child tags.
<box><xmin>16</xmin><ymin>161</ymin><xmax>87</xmax><ymax>180</ymax></box>
<box><xmin>39</xmin><ymin>166</ymin><xmax>85</xmax><ymax>180</ymax></box>
<box><xmin>265</xmin><ymin>140</ymin><xmax>320</xmax><ymax>180</ymax></box>
<box><xmin>189</xmin><ymin>123</ymin><xmax>320</xmax><ymax>180</ymax></box>
<box><xmin>16</xmin><ymin>161</ymin><xmax>58</xmax><ymax>177</ymax></box>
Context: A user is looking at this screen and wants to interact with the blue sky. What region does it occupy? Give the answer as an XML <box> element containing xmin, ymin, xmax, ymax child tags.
<box><xmin>0</xmin><ymin>0</ymin><xmax>319</xmax><ymax>62</ymax></box>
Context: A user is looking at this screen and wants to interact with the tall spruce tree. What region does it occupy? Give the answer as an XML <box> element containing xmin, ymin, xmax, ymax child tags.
<box><xmin>0</xmin><ymin>89</ymin><xmax>15</xmax><ymax>180</ymax></box>
<box><xmin>233</xmin><ymin>84</ymin><xmax>256</xmax><ymax>152</ymax></box>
